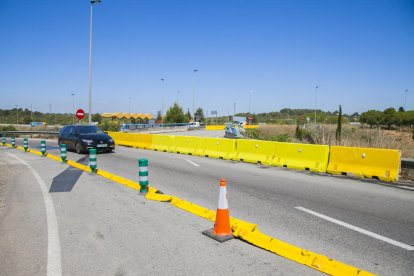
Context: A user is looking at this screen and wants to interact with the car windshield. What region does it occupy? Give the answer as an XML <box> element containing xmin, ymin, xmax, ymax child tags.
<box><xmin>76</xmin><ymin>125</ymin><xmax>103</xmax><ymax>134</ymax></box>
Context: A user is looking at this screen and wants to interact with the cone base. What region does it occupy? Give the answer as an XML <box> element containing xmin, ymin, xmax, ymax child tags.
<box><xmin>202</xmin><ymin>228</ymin><xmax>233</xmax><ymax>243</ymax></box>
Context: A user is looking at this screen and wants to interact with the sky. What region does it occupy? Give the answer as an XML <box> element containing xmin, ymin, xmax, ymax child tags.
<box><xmin>0</xmin><ymin>0</ymin><xmax>413</xmax><ymax>117</ymax></box>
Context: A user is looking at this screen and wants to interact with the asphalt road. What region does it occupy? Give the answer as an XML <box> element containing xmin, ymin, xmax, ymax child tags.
<box><xmin>1</xmin><ymin>138</ymin><xmax>414</xmax><ymax>275</ymax></box>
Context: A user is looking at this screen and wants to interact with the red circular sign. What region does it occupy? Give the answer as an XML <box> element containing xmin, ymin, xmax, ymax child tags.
<box><xmin>76</xmin><ymin>109</ymin><xmax>85</xmax><ymax>120</ymax></box>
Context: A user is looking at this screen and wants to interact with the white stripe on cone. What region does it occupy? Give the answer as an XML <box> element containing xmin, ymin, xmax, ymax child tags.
<box><xmin>139</xmin><ymin>167</ymin><xmax>148</xmax><ymax>172</ymax></box>
<box><xmin>139</xmin><ymin>176</ymin><xmax>148</xmax><ymax>182</ymax></box>
<box><xmin>218</xmin><ymin>186</ymin><xmax>228</xmax><ymax>209</ymax></box>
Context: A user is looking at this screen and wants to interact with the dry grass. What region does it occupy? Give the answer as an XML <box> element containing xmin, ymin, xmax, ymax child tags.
<box><xmin>255</xmin><ymin>125</ymin><xmax>414</xmax><ymax>158</ymax></box>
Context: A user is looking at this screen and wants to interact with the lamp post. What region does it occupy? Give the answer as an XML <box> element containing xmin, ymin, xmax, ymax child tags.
<box><xmin>249</xmin><ymin>90</ymin><xmax>253</xmax><ymax>114</ymax></box>
<box><xmin>192</xmin><ymin>69</ymin><xmax>198</xmax><ymax>120</ymax></box>
<box><xmin>71</xmin><ymin>93</ymin><xmax>75</xmax><ymax>124</ymax></box>
<box><xmin>314</xmin><ymin>85</ymin><xmax>318</xmax><ymax>124</ymax></box>
<box><xmin>88</xmin><ymin>0</ymin><xmax>101</xmax><ymax>124</ymax></box>
<box><xmin>15</xmin><ymin>105</ymin><xmax>18</xmax><ymax>125</ymax></box>
<box><xmin>405</xmin><ymin>89</ymin><xmax>408</xmax><ymax>110</ymax></box>
<box><xmin>161</xmin><ymin>78</ymin><xmax>165</xmax><ymax>125</ymax></box>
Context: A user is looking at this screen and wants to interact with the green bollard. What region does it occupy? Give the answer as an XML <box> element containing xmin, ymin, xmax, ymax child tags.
<box><xmin>89</xmin><ymin>148</ymin><xmax>97</xmax><ymax>173</ymax></box>
<box><xmin>40</xmin><ymin>140</ymin><xmax>46</xmax><ymax>156</ymax></box>
<box><xmin>11</xmin><ymin>136</ymin><xmax>15</xmax><ymax>148</ymax></box>
<box><xmin>138</xmin><ymin>158</ymin><xmax>149</xmax><ymax>194</ymax></box>
<box><xmin>1</xmin><ymin>135</ymin><xmax>5</xmax><ymax>145</ymax></box>
<box><xmin>60</xmin><ymin>144</ymin><xmax>67</xmax><ymax>163</ymax></box>
<box><xmin>24</xmin><ymin>138</ymin><xmax>28</xmax><ymax>152</ymax></box>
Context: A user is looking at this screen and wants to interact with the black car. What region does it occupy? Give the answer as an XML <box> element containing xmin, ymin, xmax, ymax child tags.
<box><xmin>58</xmin><ymin>125</ymin><xmax>115</xmax><ymax>154</ymax></box>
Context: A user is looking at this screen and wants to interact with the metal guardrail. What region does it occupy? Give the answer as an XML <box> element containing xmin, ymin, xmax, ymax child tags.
<box><xmin>402</xmin><ymin>158</ymin><xmax>414</xmax><ymax>169</ymax></box>
<box><xmin>0</xmin><ymin>131</ymin><xmax>59</xmax><ymax>135</ymax></box>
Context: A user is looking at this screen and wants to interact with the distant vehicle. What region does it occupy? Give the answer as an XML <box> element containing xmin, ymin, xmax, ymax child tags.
<box><xmin>188</xmin><ymin>122</ymin><xmax>200</xmax><ymax>128</ymax></box>
<box><xmin>58</xmin><ymin>125</ymin><xmax>115</xmax><ymax>154</ymax></box>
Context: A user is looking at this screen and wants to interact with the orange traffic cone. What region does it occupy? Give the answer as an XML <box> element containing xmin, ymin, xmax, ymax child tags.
<box><xmin>202</xmin><ymin>178</ymin><xmax>234</xmax><ymax>242</ymax></box>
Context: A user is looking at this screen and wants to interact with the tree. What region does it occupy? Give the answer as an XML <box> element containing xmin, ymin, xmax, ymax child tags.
<box><xmin>92</xmin><ymin>113</ymin><xmax>102</xmax><ymax>124</ymax></box>
<box><xmin>194</xmin><ymin>107</ymin><xmax>204</xmax><ymax>122</ymax></box>
<box><xmin>399</xmin><ymin>106</ymin><xmax>405</xmax><ymax>112</ymax></box>
<box><xmin>383</xmin><ymin>107</ymin><xmax>397</xmax><ymax>129</ymax></box>
<box><xmin>164</xmin><ymin>103</ymin><xmax>186</xmax><ymax>123</ymax></box>
<box><xmin>360</xmin><ymin>110</ymin><xmax>383</xmax><ymax>128</ymax></box>
<box><xmin>186</xmin><ymin>109</ymin><xmax>192</xmax><ymax>122</ymax></box>
<box><xmin>336</xmin><ymin>105</ymin><xmax>342</xmax><ymax>143</ymax></box>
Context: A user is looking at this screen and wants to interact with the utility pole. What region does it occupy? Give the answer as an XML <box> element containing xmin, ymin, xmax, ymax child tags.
<box><xmin>405</xmin><ymin>89</ymin><xmax>408</xmax><ymax>110</ymax></box>
<box><xmin>192</xmin><ymin>69</ymin><xmax>198</xmax><ymax>121</ymax></box>
<box><xmin>314</xmin><ymin>85</ymin><xmax>318</xmax><ymax>124</ymax></box>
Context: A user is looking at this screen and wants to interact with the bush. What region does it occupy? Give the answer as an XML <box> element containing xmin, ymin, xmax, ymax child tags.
<box><xmin>0</xmin><ymin>125</ymin><xmax>17</xmax><ymax>132</ymax></box>
<box><xmin>99</xmin><ymin>121</ymin><xmax>121</xmax><ymax>132</ymax></box>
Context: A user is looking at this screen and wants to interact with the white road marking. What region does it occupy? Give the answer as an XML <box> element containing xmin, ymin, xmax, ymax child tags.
<box><xmin>185</xmin><ymin>159</ymin><xmax>200</xmax><ymax>167</ymax></box>
<box><xmin>295</xmin><ymin>206</ymin><xmax>414</xmax><ymax>251</ymax></box>
<box><xmin>7</xmin><ymin>152</ymin><xmax>62</xmax><ymax>275</ymax></box>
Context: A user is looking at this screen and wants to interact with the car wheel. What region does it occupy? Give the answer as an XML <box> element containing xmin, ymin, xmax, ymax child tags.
<box><xmin>75</xmin><ymin>142</ymin><xmax>83</xmax><ymax>154</ymax></box>
<box><xmin>106</xmin><ymin>149</ymin><xmax>113</xmax><ymax>153</ymax></box>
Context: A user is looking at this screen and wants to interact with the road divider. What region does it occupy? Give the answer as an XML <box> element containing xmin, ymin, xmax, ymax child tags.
<box><xmin>138</xmin><ymin>158</ymin><xmax>149</xmax><ymax>194</ymax></box>
<box><xmin>89</xmin><ymin>148</ymin><xmax>97</xmax><ymax>173</ymax></box>
<box><xmin>327</xmin><ymin>146</ymin><xmax>401</xmax><ymax>182</ymax></box>
<box><xmin>152</xmin><ymin>134</ymin><xmax>174</xmax><ymax>152</ymax></box>
<box><xmin>60</xmin><ymin>144</ymin><xmax>67</xmax><ymax>163</ymax></box>
<box><xmin>23</xmin><ymin>138</ymin><xmax>28</xmax><ymax>151</ymax></box>
<box><xmin>198</xmin><ymin>137</ymin><xmax>236</xmax><ymax>159</ymax></box>
<box><xmin>41</xmin><ymin>140</ymin><xmax>46</xmax><ymax>156</ymax></box>
<box><xmin>11</xmin><ymin>136</ymin><xmax>15</xmax><ymax>148</ymax></box>
<box><xmin>233</xmin><ymin>139</ymin><xmax>275</xmax><ymax>165</ymax></box>
<box><xmin>173</xmin><ymin>136</ymin><xmax>201</xmax><ymax>155</ymax></box>
<box><xmin>271</xmin><ymin>142</ymin><xmax>330</xmax><ymax>173</ymax></box>
<box><xmin>1</xmin><ymin>142</ymin><xmax>375</xmax><ymax>275</ymax></box>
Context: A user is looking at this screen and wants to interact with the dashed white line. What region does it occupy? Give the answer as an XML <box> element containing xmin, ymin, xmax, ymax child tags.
<box><xmin>295</xmin><ymin>206</ymin><xmax>414</xmax><ymax>251</ymax></box>
<box><xmin>7</xmin><ymin>152</ymin><xmax>62</xmax><ymax>275</ymax></box>
<box><xmin>185</xmin><ymin>159</ymin><xmax>200</xmax><ymax>167</ymax></box>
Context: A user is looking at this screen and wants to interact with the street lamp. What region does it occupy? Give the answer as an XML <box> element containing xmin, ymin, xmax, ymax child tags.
<box><xmin>405</xmin><ymin>89</ymin><xmax>408</xmax><ymax>110</ymax></box>
<box><xmin>88</xmin><ymin>0</ymin><xmax>101</xmax><ymax>124</ymax></box>
<box><xmin>314</xmin><ymin>85</ymin><xmax>318</xmax><ymax>124</ymax></box>
<box><xmin>161</xmin><ymin>78</ymin><xmax>165</xmax><ymax>125</ymax></box>
<box><xmin>71</xmin><ymin>93</ymin><xmax>75</xmax><ymax>124</ymax></box>
<box><xmin>249</xmin><ymin>90</ymin><xmax>253</xmax><ymax>114</ymax></box>
<box><xmin>15</xmin><ymin>105</ymin><xmax>18</xmax><ymax>125</ymax></box>
<box><xmin>192</xmin><ymin>69</ymin><xmax>198</xmax><ymax>120</ymax></box>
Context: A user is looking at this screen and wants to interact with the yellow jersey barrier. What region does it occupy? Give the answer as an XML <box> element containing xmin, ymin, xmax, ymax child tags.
<box><xmin>197</xmin><ymin>137</ymin><xmax>236</xmax><ymax>159</ymax></box>
<box><xmin>173</xmin><ymin>136</ymin><xmax>202</xmax><ymax>155</ymax></box>
<box><xmin>107</xmin><ymin>131</ymin><xmax>134</xmax><ymax>147</ymax></box>
<box><xmin>327</xmin><ymin>146</ymin><xmax>401</xmax><ymax>182</ymax></box>
<box><xmin>205</xmin><ymin>125</ymin><xmax>225</xmax><ymax>130</ymax></box>
<box><xmin>271</xmin><ymin>142</ymin><xmax>330</xmax><ymax>173</ymax></box>
<box><xmin>152</xmin><ymin>134</ymin><xmax>175</xmax><ymax>152</ymax></box>
<box><xmin>233</xmin><ymin>139</ymin><xmax>275</xmax><ymax>165</ymax></box>
<box><xmin>130</xmin><ymin>133</ymin><xmax>153</xmax><ymax>149</ymax></box>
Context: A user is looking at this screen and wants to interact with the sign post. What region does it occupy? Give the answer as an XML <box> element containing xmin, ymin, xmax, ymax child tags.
<box><xmin>76</xmin><ymin>108</ymin><xmax>85</xmax><ymax>123</ymax></box>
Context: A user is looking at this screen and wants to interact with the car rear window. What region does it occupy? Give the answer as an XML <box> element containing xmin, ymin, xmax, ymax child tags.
<box><xmin>76</xmin><ymin>126</ymin><xmax>103</xmax><ymax>134</ymax></box>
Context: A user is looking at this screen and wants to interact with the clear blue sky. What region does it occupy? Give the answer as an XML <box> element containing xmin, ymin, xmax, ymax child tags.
<box><xmin>1</xmin><ymin>0</ymin><xmax>413</xmax><ymax>117</ymax></box>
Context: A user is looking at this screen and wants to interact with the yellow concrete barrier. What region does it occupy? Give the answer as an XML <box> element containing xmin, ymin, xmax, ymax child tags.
<box><xmin>197</xmin><ymin>137</ymin><xmax>236</xmax><ymax>159</ymax></box>
<box><xmin>271</xmin><ymin>143</ymin><xmax>329</xmax><ymax>173</ymax></box>
<box><xmin>327</xmin><ymin>146</ymin><xmax>401</xmax><ymax>182</ymax></box>
<box><xmin>173</xmin><ymin>136</ymin><xmax>202</xmax><ymax>155</ymax></box>
<box><xmin>107</xmin><ymin>132</ymin><xmax>134</xmax><ymax>147</ymax></box>
<box><xmin>206</xmin><ymin>125</ymin><xmax>225</xmax><ymax>130</ymax></box>
<box><xmin>244</xmin><ymin>125</ymin><xmax>258</xmax><ymax>129</ymax></box>
<box><xmin>129</xmin><ymin>133</ymin><xmax>153</xmax><ymax>149</ymax></box>
<box><xmin>152</xmin><ymin>134</ymin><xmax>175</xmax><ymax>152</ymax></box>
<box><xmin>233</xmin><ymin>139</ymin><xmax>276</xmax><ymax>165</ymax></box>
